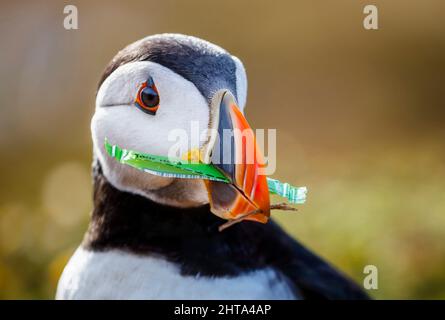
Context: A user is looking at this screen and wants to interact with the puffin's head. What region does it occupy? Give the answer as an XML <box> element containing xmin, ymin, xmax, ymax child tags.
<box><xmin>92</xmin><ymin>34</ymin><xmax>269</xmax><ymax>222</ymax></box>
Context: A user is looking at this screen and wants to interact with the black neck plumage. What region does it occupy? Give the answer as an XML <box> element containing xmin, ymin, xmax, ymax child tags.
<box><xmin>83</xmin><ymin>162</ymin><xmax>275</xmax><ymax>276</ymax></box>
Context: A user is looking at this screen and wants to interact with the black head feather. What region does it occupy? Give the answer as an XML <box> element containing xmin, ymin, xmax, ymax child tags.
<box><xmin>98</xmin><ymin>33</ymin><xmax>238</xmax><ymax>103</ymax></box>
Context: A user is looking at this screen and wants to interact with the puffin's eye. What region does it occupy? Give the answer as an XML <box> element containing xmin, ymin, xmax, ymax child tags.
<box><xmin>135</xmin><ymin>76</ymin><xmax>160</xmax><ymax>115</ymax></box>
<box><xmin>141</xmin><ymin>87</ymin><xmax>159</xmax><ymax>108</ymax></box>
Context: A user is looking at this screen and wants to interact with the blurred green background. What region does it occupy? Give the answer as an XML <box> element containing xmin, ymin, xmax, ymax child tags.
<box><xmin>1</xmin><ymin>0</ymin><xmax>444</xmax><ymax>299</ymax></box>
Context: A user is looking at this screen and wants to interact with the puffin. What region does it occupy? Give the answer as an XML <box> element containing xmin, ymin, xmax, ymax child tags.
<box><xmin>56</xmin><ymin>33</ymin><xmax>368</xmax><ymax>300</ymax></box>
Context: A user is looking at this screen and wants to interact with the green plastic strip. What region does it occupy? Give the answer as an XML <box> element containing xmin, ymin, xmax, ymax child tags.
<box><xmin>105</xmin><ymin>139</ymin><xmax>307</xmax><ymax>204</ymax></box>
<box><xmin>267</xmin><ymin>178</ymin><xmax>307</xmax><ymax>204</ymax></box>
<box><xmin>105</xmin><ymin>139</ymin><xmax>230</xmax><ymax>183</ymax></box>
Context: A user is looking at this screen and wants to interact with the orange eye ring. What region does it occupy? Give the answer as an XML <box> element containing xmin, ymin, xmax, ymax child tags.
<box><xmin>134</xmin><ymin>77</ymin><xmax>160</xmax><ymax>115</ymax></box>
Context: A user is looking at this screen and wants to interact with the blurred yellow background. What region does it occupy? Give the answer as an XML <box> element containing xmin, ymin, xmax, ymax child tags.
<box><xmin>1</xmin><ymin>0</ymin><xmax>444</xmax><ymax>299</ymax></box>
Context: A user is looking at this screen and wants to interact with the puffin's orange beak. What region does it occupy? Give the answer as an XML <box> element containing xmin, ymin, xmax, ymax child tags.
<box><xmin>203</xmin><ymin>92</ymin><xmax>270</xmax><ymax>223</ymax></box>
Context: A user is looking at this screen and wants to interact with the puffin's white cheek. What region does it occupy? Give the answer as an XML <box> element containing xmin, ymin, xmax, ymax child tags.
<box><xmin>92</xmin><ymin>105</ymin><xmax>209</xmax><ymax>155</ymax></box>
<box><xmin>91</xmin><ymin>107</ymin><xmax>175</xmax><ymax>193</ymax></box>
<box><xmin>91</xmin><ymin>106</ymin><xmax>177</xmax><ymax>155</ymax></box>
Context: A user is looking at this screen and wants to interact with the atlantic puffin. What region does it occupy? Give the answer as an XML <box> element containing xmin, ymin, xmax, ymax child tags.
<box><xmin>56</xmin><ymin>33</ymin><xmax>368</xmax><ymax>300</ymax></box>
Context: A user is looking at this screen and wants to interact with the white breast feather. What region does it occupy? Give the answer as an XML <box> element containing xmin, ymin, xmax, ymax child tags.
<box><xmin>56</xmin><ymin>247</ymin><xmax>297</xmax><ymax>300</ymax></box>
